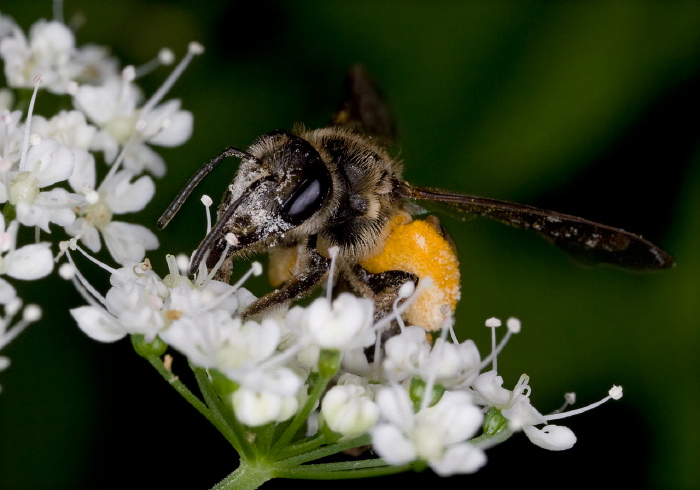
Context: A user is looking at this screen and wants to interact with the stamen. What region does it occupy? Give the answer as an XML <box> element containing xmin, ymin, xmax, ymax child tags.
<box><xmin>98</xmin><ymin>129</ymin><xmax>139</xmax><ymax>190</ymax></box>
<box><xmin>58</xmin><ymin>263</ymin><xmax>75</xmax><ymax>280</ymax></box>
<box><xmin>326</xmin><ymin>246</ymin><xmax>339</xmax><ymax>301</ymax></box>
<box><xmin>392</xmin><ymin>281</ymin><xmax>415</xmax><ymax>333</ymax></box>
<box><xmin>485</xmin><ymin>317</ymin><xmax>501</xmax><ymax>372</ymax></box>
<box><xmin>545</xmin><ymin>386</ymin><xmax>622</xmax><ymax>421</ymax></box>
<box><xmin>22</xmin><ymin>305</ymin><xmax>42</xmax><ymax>323</ymax></box>
<box><xmin>19</xmin><ymin>76</ymin><xmax>42</xmax><ymax>170</ymax></box>
<box><xmin>201</xmin><ymin>194</ymin><xmax>213</xmax><ymax>233</ymax></box>
<box><xmin>69</xmin><ymin>241</ymin><xmax>118</xmax><ymax>275</ymax></box>
<box><xmin>420</xmin><ymin>325</ymin><xmax>451</xmax><ymax>412</ymax></box>
<box><xmin>480</xmin><ymin>318</ymin><xmax>519</xmax><ymax>372</ymax></box>
<box><xmin>63</xmin><ymin>248</ymin><xmax>109</xmax><ymax>308</ymax></box>
<box><xmin>133</xmin><ymin>48</ymin><xmax>175</xmax><ymax>79</ymax></box>
<box><xmin>199</xmin><ymin>237</ymin><xmax>233</xmax><ymax>287</ymax></box>
<box><xmin>552</xmin><ymin>392</ymin><xmax>577</xmax><ymax>414</ymax></box>
<box><xmin>231</xmin><ymin>260</ymin><xmax>263</xmax><ymax>291</ymax></box>
<box><xmin>141</xmin><ymin>42</ymin><xmax>204</xmax><ymax>115</ymax></box>
<box><xmin>0</xmin><ymin>308</ymin><xmax>38</xmax><ymax>348</ymax></box>
<box><xmin>175</xmin><ymin>254</ymin><xmax>190</xmax><ymax>274</ymax></box>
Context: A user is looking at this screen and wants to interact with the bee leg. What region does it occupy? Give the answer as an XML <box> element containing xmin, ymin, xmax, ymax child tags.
<box><xmin>243</xmin><ymin>245</ymin><xmax>331</xmax><ymax>318</ymax></box>
<box><xmin>337</xmin><ymin>264</ymin><xmax>418</xmax><ymax>336</ymax></box>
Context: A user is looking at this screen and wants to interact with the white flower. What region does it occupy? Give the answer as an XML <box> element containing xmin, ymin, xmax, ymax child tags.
<box><xmin>0</xmin><ymin>19</ymin><xmax>76</xmax><ymax>94</ymax></box>
<box><xmin>232</xmin><ymin>385</ymin><xmax>300</xmax><ymax>427</ymax></box>
<box><xmin>471</xmin><ymin>371</ymin><xmax>576</xmax><ymax>450</ymax></box>
<box><xmin>371</xmin><ymin>385</ymin><xmax>486</xmax><ymax>475</ymax></box>
<box><xmin>522</xmin><ymin>424</ymin><xmax>576</xmax><ymax>451</ymax></box>
<box><xmin>68</xmin><ymin>44</ymin><xmax>119</xmax><ymax>86</ymax></box>
<box><xmin>321</xmin><ymin>376</ymin><xmax>379</xmax><ymax>438</ymax></box>
<box><xmin>8</xmin><ymin>138</ymin><xmax>81</xmax><ymax>232</ymax></box>
<box><xmin>31</xmin><ymin>110</ymin><xmax>98</xmax><ymax>150</ymax></box>
<box><xmin>65</xmin><ymin>162</ymin><xmax>158</xmax><ymax>265</ymax></box>
<box><xmin>73</xmin><ymin>78</ymin><xmax>193</xmax><ymax>176</ymax></box>
<box><xmin>382</xmin><ymin>326</ymin><xmax>481</xmax><ymax>387</ymax></box>
<box><xmin>293</xmin><ymin>293</ymin><xmax>375</xmax><ymax>351</ymax></box>
<box><xmin>71</xmin><ymin>264</ymin><xmax>167</xmax><ymax>343</ymax></box>
<box><xmin>0</xmin><ymin>110</ymin><xmax>24</xmax><ymax>186</ymax></box>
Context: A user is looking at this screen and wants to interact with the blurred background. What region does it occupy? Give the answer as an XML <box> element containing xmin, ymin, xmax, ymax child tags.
<box><xmin>0</xmin><ymin>1</ymin><xmax>698</xmax><ymax>489</ymax></box>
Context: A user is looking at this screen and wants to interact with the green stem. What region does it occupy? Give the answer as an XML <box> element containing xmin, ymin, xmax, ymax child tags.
<box><xmin>275</xmin><ymin>433</ymin><xmax>327</xmax><ymax>461</ymax></box>
<box><xmin>277</xmin><ymin>434</ymin><xmax>372</xmax><ymax>466</ymax></box>
<box><xmin>274</xmin><ymin>460</ymin><xmax>414</xmax><ymax>480</ymax></box>
<box><xmin>270</xmin><ymin>372</ymin><xmax>333</xmax><ymax>455</ymax></box>
<box><xmin>190</xmin><ymin>363</ymin><xmax>256</xmax><ymax>461</ymax></box>
<box><xmin>146</xmin><ymin>355</ymin><xmax>251</xmax><ymax>460</ymax></box>
<box><xmin>145</xmin><ymin>355</ymin><xmax>217</xmax><ymax>426</ymax></box>
<box><xmin>210</xmin><ymin>460</ymin><xmax>274</xmax><ymax>490</ymax></box>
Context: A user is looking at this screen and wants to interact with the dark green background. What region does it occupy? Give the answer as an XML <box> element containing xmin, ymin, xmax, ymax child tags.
<box><xmin>0</xmin><ymin>1</ymin><xmax>698</xmax><ymax>489</ymax></box>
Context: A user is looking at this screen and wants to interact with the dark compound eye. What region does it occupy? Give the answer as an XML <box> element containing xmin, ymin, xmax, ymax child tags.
<box><xmin>279</xmin><ymin>136</ymin><xmax>332</xmax><ymax>226</ymax></box>
<box><xmin>281</xmin><ymin>175</ymin><xmax>329</xmax><ymax>225</ymax></box>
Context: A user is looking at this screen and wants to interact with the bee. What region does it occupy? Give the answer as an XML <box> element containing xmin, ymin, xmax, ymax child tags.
<box><xmin>158</xmin><ymin>65</ymin><xmax>674</xmax><ymax>330</ymax></box>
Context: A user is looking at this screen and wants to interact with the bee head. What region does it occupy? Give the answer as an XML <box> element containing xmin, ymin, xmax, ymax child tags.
<box><xmin>196</xmin><ymin>131</ymin><xmax>333</xmax><ymax>271</ymax></box>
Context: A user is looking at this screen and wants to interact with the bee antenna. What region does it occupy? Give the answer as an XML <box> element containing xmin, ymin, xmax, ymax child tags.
<box><xmin>157</xmin><ymin>146</ymin><xmax>259</xmax><ymax>230</ymax></box>
<box><xmin>188</xmin><ymin>176</ymin><xmax>269</xmax><ymax>275</ymax></box>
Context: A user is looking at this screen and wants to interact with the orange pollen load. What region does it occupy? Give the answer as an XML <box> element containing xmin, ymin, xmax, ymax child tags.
<box><xmin>360</xmin><ymin>215</ymin><xmax>461</xmax><ymax>331</ymax></box>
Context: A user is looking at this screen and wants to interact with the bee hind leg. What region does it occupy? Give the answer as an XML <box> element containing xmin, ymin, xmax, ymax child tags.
<box><xmin>336</xmin><ymin>264</ymin><xmax>418</xmax><ymax>338</ymax></box>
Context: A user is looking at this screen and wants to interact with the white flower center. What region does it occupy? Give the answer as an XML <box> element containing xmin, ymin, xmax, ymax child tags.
<box><xmin>104</xmin><ymin>114</ymin><xmax>139</xmax><ymax>145</ymax></box>
<box><xmin>84</xmin><ymin>197</ymin><xmax>113</xmax><ymax>229</ymax></box>
<box><xmin>9</xmin><ymin>172</ymin><xmax>40</xmax><ymax>205</ymax></box>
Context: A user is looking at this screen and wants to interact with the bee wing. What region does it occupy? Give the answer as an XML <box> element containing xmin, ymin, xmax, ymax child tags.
<box><xmin>400</xmin><ymin>182</ymin><xmax>675</xmax><ymax>272</ymax></box>
<box><xmin>329</xmin><ymin>64</ymin><xmax>397</xmax><ymax>147</ymax></box>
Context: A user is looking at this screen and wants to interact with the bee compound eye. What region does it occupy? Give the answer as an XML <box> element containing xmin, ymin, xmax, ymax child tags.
<box><xmin>280</xmin><ymin>171</ymin><xmax>331</xmax><ymax>225</ymax></box>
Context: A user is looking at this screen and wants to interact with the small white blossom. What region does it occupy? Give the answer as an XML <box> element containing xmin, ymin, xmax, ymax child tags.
<box><xmin>7</xmin><ymin>138</ymin><xmax>81</xmax><ymax>232</ymax></box>
<box><xmin>31</xmin><ymin>110</ymin><xmax>98</xmax><ymax>150</ymax></box>
<box><xmin>292</xmin><ymin>293</ymin><xmax>375</xmax><ymax>352</ymax></box>
<box><xmin>321</xmin><ymin>376</ymin><xmax>379</xmax><ymax>438</ymax></box>
<box><xmin>371</xmin><ymin>385</ymin><xmax>486</xmax><ymax>475</ymax></box>
<box><xmin>0</xmin><ymin>19</ymin><xmax>76</xmax><ymax>94</ymax></box>
<box><xmin>65</xmin><ymin>162</ymin><xmax>158</xmax><ymax>265</ymax></box>
<box><xmin>73</xmin><ymin>78</ymin><xmax>193</xmax><ymax>176</ymax></box>
<box><xmin>232</xmin><ymin>385</ymin><xmax>300</xmax><ymax>427</ymax></box>
<box><xmin>70</xmin><ymin>263</ymin><xmax>167</xmax><ymax>343</ymax></box>
<box><xmin>382</xmin><ymin>326</ymin><xmax>481</xmax><ymax>388</ymax></box>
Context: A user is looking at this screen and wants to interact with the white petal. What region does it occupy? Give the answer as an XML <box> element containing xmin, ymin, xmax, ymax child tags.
<box><xmin>232</xmin><ymin>388</ymin><xmax>283</xmax><ymax>427</ymax></box>
<box><xmin>5</xmin><ymin>243</ymin><xmax>53</xmax><ymax>280</ymax></box>
<box><xmin>148</xmin><ymin>108</ymin><xmax>193</xmax><ymax>147</ymax></box>
<box><xmin>523</xmin><ymin>424</ymin><xmax>577</xmax><ymax>451</ymax></box>
<box><xmin>104</xmin><ymin>172</ymin><xmax>155</xmax><ymax>214</ymax></box>
<box><xmin>371</xmin><ymin>424</ymin><xmax>416</xmax><ymax>465</ymax></box>
<box><xmin>123</xmin><ymin>143</ymin><xmax>166</xmax><ymax>177</ymax></box>
<box><xmin>23</xmin><ymin>139</ymin><xmax>75</xmax><ymax>187</ymax></box>
<box><xmin>68</xmin><ymin>148</ymin><xmax>96</xmax><ymax>193</ymax></box>
<box><xmin>376</xmin><ymin>385</ymin><xmax>415</xmax><ymax>429</ymax></box>
<box><xmin>15</xmin><ymin>202</ymin><xmax>51</xmax><ymax>232</ymax></box>
<box><xmin>472</xmin><ymin>370</ymin><xmax>511</xmax><ymax>406</ymax></box>
<box><xmin>70</xmin><ymin>306</ymin><xmax>125</xmax><ymax>342</ymax></box>
<box><xmin>102</xmin><ymin>221</ymin><xmax>158</xmax><ymax>265</ymax></box>
<box><xmin>430</xmin><ymin>444</ymin><xmax>487</xmax><ymax>476</ymax></box>
<box><xmin>0</xmin><ymin>278</ymin><xmax>17</xmax><ymax>304</ymax></box>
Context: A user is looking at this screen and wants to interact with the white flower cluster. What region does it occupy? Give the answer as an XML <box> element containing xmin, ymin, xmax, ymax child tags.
<box><xmin>0</xmin><ymin>9</ymin><xmax>200</xmax><ymax>390</ymax></box>
<box><xmin>67</xmin><ymin>242</ymin><xmax>622</xmax><ymax>478</ymax></box>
